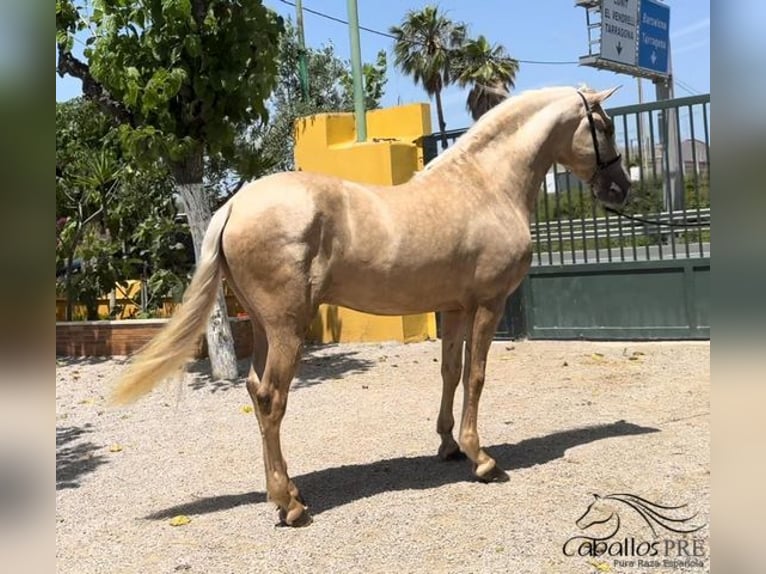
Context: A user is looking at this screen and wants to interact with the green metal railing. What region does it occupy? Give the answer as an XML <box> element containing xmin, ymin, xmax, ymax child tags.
<box><xmin>422</xmin><ymin>94</ymin><xmax>711</xmax><ymax>266</ymax></box>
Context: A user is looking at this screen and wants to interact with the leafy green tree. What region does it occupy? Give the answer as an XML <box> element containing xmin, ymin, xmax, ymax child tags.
<box><xmin>340</xmin><ymin>50</ymin><xmax>388</xmax><ymax>112</ymax></box>
<box><xmin>56</xmin><ymin>0</ymin><xmax>283</xmax><ymax>378</ymax></box>
<box><xmin>56</xmin><ymin>98</ymin><xmax>123</xmax><ymax>320</ymax></box>
<box><xmin>57</xmin><ymin>148</ymin><xmax>124</xmax><ymax>320</ymax></box>
<box><xmin>452</xmin><ymin>35</ymin><xmax>519</xmax><ymax>121</ymax></box>
<box><xmin>260</xmin><ymin>22</ymin><xmax>388</xmax><ymax>173</ymax></box>
<box><xmin>56</xmin><ymin>99</ymin><xmax>188</xmax><ymax>320</ymax></box>
<box><xmin>389</xmin><ymin>6</ymin><xmax>467</xmax><ymax>149</ymax></box>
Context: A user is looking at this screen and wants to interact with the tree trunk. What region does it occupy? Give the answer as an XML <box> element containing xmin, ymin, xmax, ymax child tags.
<box><xmin>434</xmin><ymin>88</ymin><xmax>448</xmax><ymax>150</ymax></box>
<box><xmin>174</xmin><ymin>153</ymin><xmax>238</xmax><ymax>380</ymax></box>
<box><xmin>85</xmin><ymin>292</ymin><xmax>99</xmax><ymax>320</ymax></box>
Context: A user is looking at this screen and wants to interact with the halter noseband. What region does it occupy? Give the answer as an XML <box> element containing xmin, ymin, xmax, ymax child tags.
<box><xmin>577</xmin><ymin>91</ymin><xmax>622</xmax><ymax>182</ymax></box>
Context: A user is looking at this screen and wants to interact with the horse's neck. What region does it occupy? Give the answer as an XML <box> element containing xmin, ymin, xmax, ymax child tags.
<box><xmin>426</xmin><ymin>90</ymin><xmax>577</xmax><ymax>220</ymax></box>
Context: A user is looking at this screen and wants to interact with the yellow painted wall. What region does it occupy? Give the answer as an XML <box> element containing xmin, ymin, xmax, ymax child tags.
<box><xmin>294</xmin><ymin>104</ymin><xmax>438</xmax><ymax>344</ymax></box>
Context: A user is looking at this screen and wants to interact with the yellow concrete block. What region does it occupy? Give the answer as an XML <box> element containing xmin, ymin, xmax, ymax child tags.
<box><xmin>366</xmin><ymin>103</ymin><xmax>432</xmax><ymax>142</ymax></box>
<box><xmin>308</xmin><ymin>305</ymin><xmax>437</xmax><ymax>344</ymax></box>
<box><xmin>295</xmin><ymin>104</ymin><xmax>438</xmax><ymax>344</ymax></box>
<box><xmin>296</xmin><ymin>140</ymin><xmax>418</xmax><ymax>186</ymax></box>
<box><xmin>402</xmin><ymin>312</ymin><xmax>438</xmax><ymax>344</ymax></box>
<box><xmin>367</xmin><ymin>103</ymin><xmax>432</xmax><ymax>171</ymax></box>
<box><xmin>388</xmin><ymin>142</ymin><xmax>420</xmax><ymax>184</ymax></box>
<box><xmin>294</xmin><ymin>113</ymin><xmax>356</xmax><ymax>149</ymax></box>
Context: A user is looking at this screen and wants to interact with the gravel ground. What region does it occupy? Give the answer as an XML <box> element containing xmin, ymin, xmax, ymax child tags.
<box><xmin>56</xmin><ymin>340</ymin><xmax>709</xmax><ymax>574</ymax></box>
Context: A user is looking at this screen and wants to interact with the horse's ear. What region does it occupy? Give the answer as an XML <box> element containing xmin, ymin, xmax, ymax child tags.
<box><xmin>588</xmin><ymin>86</ymin><xmax>621</xmax><ymax>106</ymax></box>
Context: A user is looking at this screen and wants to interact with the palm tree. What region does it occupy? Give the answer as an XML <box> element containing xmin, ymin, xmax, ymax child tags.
<box><xmin>389</xmin><ymin>6</ymin><xmax>467</xmax><ymax>149</ymax></box>
<box><xmin>453</xmin><ymin>35</ymin><xmax>519</xmax><ymax>121</ymax></box>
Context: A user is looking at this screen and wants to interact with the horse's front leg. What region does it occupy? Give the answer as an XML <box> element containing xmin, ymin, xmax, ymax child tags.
<box><xmin>459</xmin><ymin>298</ymin><xmax>509</xmax><ymax>482</ymax></box>
<box><xmin>437</xmin><ymin>310</ymin><xmax>467</xmax><ymax>460</ymax></box>
<box><xmin>247</xmin><ymin>327</ymin><xmax>310</xmax><ymax>526</ymax></box>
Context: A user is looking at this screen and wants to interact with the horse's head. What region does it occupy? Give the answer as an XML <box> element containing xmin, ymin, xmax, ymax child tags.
<box><xmin>576</xmin><ymin>493</ymin><xmax>617</xmax><ymax>530</ymax></box>
<box><xmin>558</xmin><ymin>87</ymin><xmax>631</xmax><ymax>209</ymax></box>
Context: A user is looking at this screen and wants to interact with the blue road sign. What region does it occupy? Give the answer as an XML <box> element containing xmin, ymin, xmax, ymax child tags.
<box><xmin>638</xmin><ymin>0</ymin><xmax>670</xmax><ymax>75</ymax></box>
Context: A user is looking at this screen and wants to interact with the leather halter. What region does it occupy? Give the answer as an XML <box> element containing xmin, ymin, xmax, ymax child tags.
<box><xmin>577</xmin><ymin>91</ymin><xmax>622</xmax><ymax>183</ymax></box>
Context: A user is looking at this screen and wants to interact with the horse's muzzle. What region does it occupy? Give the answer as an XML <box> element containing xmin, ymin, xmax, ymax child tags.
<box><xmin>593</xmin><ymin>162</ymin><xmax>631</xmax><ymax>208</ymax></box>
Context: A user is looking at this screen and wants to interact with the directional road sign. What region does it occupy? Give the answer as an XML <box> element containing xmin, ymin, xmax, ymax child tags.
<box><xmin>577</xmin><ymin>0</ymin><xmax>672</xmax><ymax>80</ymax></box>
<box><xmin>638</xmin><ymin>0</ymin><xmax>670</xmax><ymax>75</ymax></box>
<box><xmin>600</xmin><ymin>0</ymin><xmax>638</xmax><ymax>66</ymax></box>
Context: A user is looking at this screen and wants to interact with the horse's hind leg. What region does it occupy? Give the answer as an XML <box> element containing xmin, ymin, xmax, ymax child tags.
<box><xmin>244</xmin><ymin>317</ymin><xmax>301</xmax><ymax>506</ymax></box>
<box><xmin>226</xmin><ymin>277</ymin><xmax>302</xmax><ymax>508</ymax></box>
<box><xmin>459</xmin><ymin>298</ymin><xmax>509</xmax><ymax>482</ymax></box>
<box><xmin>244</xmin><ymin>320</ymin><xmax>268</xmax><ymax>459</ymax></box>
<box><xmin>437</xmin><ymin>310</ymin><xmax>467</xmax><ymax>460</ymax></box>
<box><xmin>248</xmin><ymin>321</ymin><xmax>309</xmax><ymax>526</ymax></box>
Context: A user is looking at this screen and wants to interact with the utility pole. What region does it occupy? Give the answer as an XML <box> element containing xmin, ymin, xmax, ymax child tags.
<box><xmin>654</xmin><ymin>47</ymin><xmax>683</xmax><ymax>212</ymax></box>
<box><xmin>637</xmin><ymin>78</ymin><xmax>645</xmax><ymax>171</ymax></box>
<box><xmin>346</xmin><ymin>0</ymin><xmax>367</xmax><ymax>142</ymax></box>
<box><xmin>296</xmin><ymin>0</ymin><xmax>310</xmax><ymax>102</ymax></box>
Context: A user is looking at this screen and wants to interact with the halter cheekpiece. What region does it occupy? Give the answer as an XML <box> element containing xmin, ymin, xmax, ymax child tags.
<box><xmin>577</xmin><ymin>91</ymin><xmax>622</xmax><ymax>183</ymax></box>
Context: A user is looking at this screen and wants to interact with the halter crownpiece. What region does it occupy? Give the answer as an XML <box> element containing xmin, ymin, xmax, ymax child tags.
<box><xmin>576</xmin><ymin>91</ymin><xmax>622</xmax><ymax>183</ymax></box>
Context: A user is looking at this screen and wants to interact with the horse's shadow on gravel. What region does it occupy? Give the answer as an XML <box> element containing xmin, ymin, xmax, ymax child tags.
<box><xmin>146</xmin><ymin>420</ymin><xmax>657</xmax><ymax>520</ymax></box>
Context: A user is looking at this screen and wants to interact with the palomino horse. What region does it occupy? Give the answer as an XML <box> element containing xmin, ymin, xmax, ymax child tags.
<box><xmin>113</xmin><ymin>86</ymin><xmax>630</xmax><ymax>526</ymax></box>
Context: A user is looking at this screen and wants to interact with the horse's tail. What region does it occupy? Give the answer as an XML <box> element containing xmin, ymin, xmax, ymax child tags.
<box><xmin>111</xmin><ymin>201</ymin><xmax>233</xmax><ymax>404</ymax></box>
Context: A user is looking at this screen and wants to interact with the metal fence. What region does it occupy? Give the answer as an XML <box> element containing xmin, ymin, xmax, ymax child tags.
<box><xmin>422</xmin><ymin>94</ymin><xmax>711</xmax><ymax>266</ymax></box>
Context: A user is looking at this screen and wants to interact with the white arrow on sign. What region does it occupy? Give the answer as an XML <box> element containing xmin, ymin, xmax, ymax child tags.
<box><xmin>651</xmin><ymin>51</ymin><xmax>657</xmax><ymax>65</ymax></box>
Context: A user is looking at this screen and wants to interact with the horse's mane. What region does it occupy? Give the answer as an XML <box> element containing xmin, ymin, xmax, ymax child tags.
<box><xmin>604</xmin><ymin>493</ymin><xmax>705</xmax><ymax>536</ymax></box>
<box><xmin>423</xmin><ymin>85</ymin><xmax>583</xmax><ymax>171</ymax></box>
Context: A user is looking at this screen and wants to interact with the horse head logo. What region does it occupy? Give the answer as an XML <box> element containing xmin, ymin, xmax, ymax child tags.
<box><xmin>575</xmin><ymin>493</ymin><xmax>706</xmax><ymax>538</ymax></box>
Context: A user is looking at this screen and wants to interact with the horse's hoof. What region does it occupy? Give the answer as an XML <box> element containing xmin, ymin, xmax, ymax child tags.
<box><xmin>474</xmin><ymin>460</ymin><xmax>509</xmax><ymax>483</ymax></box>
<box><xmin>438</xmin><ymin>446</ymin><xmax>467</xmax><ymax>461</ymax></box>
<box><xmin>438</xmin><ymin>439</ymin><xmax>465</xmax><ymax>461</ymax></box>
<box><xmin>278</xmin><ymin>504</ymin><xmax>312</xmax><ymax>527</ymax></box>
